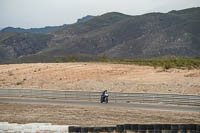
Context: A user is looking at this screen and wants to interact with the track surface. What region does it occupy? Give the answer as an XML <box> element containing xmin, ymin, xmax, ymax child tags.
<box><xmin>0</xmin><ymin>97</ymin><xmax>199</xmax><ymax>112</ymax></box>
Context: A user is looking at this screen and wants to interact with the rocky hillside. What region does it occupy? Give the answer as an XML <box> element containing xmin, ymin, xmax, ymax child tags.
<box><xmin>0</xmin><ymin>16</ymin><xmax>94</xmax><ymax>62</ymax></box>
<box><xmin>76</xmin><ymin>15</ymin><xmax>95</xmax><ymax>24</ymax></box>
<box><xmin>40</xmin><ymin>7</ymin><xmax>200</xmax><ymax>59</ymax></box>
<box><xmin>0</xmin><ymin>32</ymin><xmax>52</xmax><ymax>61</ymax></box>
<box><xmin>0</xmin><ymin>7</ymin><xmax>200</xmax><ymax>63</ymax></box>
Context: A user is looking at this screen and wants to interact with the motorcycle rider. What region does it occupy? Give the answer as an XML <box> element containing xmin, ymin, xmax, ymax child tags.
<box><xmin>101</xmin><ymin>90</ymin><xmax>109</xmax><ymax>103</ymax></box>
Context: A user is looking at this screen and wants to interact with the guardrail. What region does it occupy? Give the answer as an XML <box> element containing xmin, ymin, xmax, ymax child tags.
<box><xmin>0</xmin><ymin>88</ymin><xmax>200</xmax><ymax>106</ymax></box>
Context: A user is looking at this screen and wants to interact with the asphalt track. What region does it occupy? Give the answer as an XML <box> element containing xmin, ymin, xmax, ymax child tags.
<box><xmin>0</xmin><ymin>97</ymin><xmax>200</xmax><ymax>112</ymax></box>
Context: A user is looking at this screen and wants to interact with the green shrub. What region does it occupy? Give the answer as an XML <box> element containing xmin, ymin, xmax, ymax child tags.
<box><xmin>164</xmin><ymin>64</ymin><xmax>172</xmax><ymax>70</ymax></box>
<box><xmin>100</xmin><ymin>55</ymin><xmax>110</xmax><ymax>62</ymax></box>
<box><xmin>16</xmin><ymin>82</ymin><xmax>22</xmax><ymax>85</ymax></box>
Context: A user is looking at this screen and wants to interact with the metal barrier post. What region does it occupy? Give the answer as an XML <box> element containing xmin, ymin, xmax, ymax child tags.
<box><xmin>65</xmin><ymin>91</ymin><xmax>67</xmax><ymax>100</ymax></box>
<box><xmin>143</xmin><ymin>94</ymin><xmax>144</xmax><ymax>103</ymax></box>
<box><xmin>115</xmin><ymin>94</ymin><xmax>117</xmax><ymax>103</ymax></box>
<box><xmin>19</xmin><ymin>89</ymin><xmax>21</xmax><ymax>97</ymax></box>
<box><xmin>89</xmin><ymin>92</ymin><xmax>91</xmax><ymax>102</ymax></box>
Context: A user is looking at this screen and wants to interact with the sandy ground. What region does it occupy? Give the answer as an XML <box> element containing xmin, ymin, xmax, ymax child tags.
<box><xmin>0</xmin><ymin>102</ymin><xmax>199</xmax><ymax>125</ymax></box>
<box><xmin>0</xmin><ymin>63</ymin><xmax>200</xmax><ymax>94</ymax></box>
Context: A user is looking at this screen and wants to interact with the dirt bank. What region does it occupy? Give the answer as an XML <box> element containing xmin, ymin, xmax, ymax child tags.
<box><xmin>0</xmin><ymin>63</ymin><xmax>200</xmax><ymax>94</ymax></box>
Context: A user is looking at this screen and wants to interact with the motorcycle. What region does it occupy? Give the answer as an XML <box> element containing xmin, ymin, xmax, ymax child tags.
<box><xmin>100</xmin><ymin>93</ymin><xmax>109</xmax><ymax>103</ymax></box>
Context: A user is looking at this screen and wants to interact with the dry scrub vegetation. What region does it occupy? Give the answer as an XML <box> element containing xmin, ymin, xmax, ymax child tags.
<box><xmin>0</xmin><ymin>102</ymin><xmax>199</xmax><ymax>125</ymax></box>
<box><xmin>0</xmin><ymin>63</ymin><xmax>200</xmax><ymax>94</ymax></box>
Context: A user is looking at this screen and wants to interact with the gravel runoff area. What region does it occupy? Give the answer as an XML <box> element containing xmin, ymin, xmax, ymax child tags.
<box><xmin>0</xmin><ymin>102</ymin><xmax>200</xmax><ymax>126</ymax></box>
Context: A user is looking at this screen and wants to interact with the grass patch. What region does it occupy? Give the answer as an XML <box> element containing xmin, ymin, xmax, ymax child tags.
<box><xmin>106</xmin><ymin>57</ymin><xmax>200</xmax><ymax>70</ymax></box>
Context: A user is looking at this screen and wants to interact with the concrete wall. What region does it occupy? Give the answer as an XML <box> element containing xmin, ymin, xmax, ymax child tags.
<box><xmin>0</xmin><ymin>122</ymin><xmax>69</xmax><ymax>133</ymax></box>
<box><xmin>69</xmin><ymin>124</ymin><xmax>200</xmax><ymax>133</ymax></box>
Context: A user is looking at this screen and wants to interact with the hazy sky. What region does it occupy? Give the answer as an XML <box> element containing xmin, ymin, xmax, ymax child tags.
<box><xmin>1</xmin><ymin>0</ymin><xmax>200</xmax><ymax>28</ymax></box>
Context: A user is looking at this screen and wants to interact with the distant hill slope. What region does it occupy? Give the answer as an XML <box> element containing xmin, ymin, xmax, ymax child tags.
<box><xmin>39</xmin><ymin>7</ymin><xmax>200</xmax><ymax>59</ymax></box>
<box><xmin>0</xmin><ymin>32</ymin><xmax>52</xmax><ymax>61</ymax></box>
<box><xmin>0</xmin><ymin>25</ymin><xmax>68</xmax><ymax>34</ymax></box>
<box><xmin>0</xmin><ymin>8</ymin><xmax>200</xmax><ymax>63</ymax></box>
<box><xmin>76</xmin><ymin>15</ymin><xmax>95</xmax><ymax>24</ymax></box>
<box><xmin>0</xmin><ymin>15</ymin><xmax>94</xmax><ymax>34</ymax></box>
<box><xmin>0</xmin><ymin>15</ymin><xmax>94</xmax><ymax>62</ymax></box>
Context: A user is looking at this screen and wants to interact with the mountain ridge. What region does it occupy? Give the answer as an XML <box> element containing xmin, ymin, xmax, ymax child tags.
<box><xmin>0</xmin><ymin>25</ymin><xmax>68</xmax><ymax>34</ymax></box>
<box><xmin>0</xmin><ymin>15</ymin><xmax>95</xmax><ymax>34</ymax></box>
<box><xmin>0</xmin><ymin>7</ymin><xmax>200</xmax><ymax>63</ymax></box>
<box><xmin>41</xmin><ymin>8</ymin><xmax>200</xmax><ymax>59</ymax></box>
